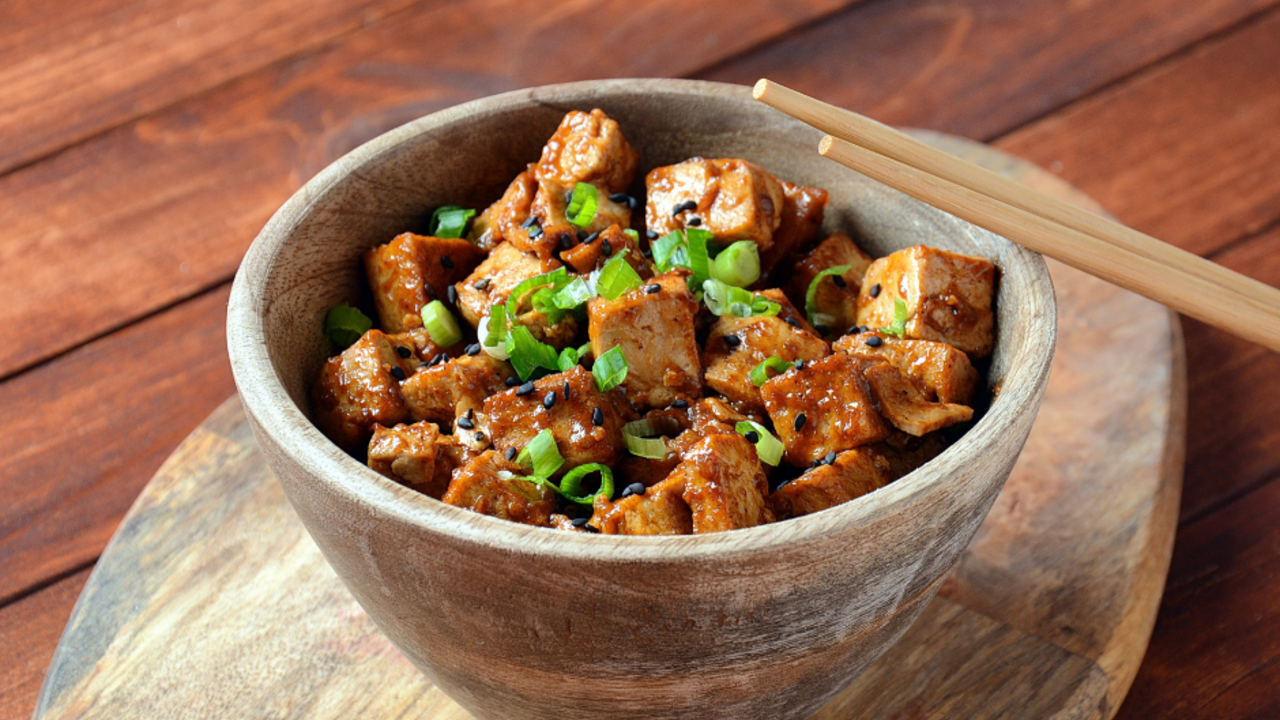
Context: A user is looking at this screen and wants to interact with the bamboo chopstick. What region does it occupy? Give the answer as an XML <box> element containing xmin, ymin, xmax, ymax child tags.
<box><xmin>752</xmin><ymin>78</ymin><xmax>1280</xmax><ymax>354</ymax></box>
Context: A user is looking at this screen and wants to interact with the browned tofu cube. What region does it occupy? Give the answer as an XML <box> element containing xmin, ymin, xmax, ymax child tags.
<box><xmin>703</xmin><ymin>294</ymin><xmax>829</xmax><ymax>414</ymax></box>
<box><xmin>311</xmin><ymin>329</ymin><xmax>419</xmax><ymax>452</ymax></box>
<box><xmin>401</xmin><ymin>352</ymin><xmax>514</xmax><ymax>435</ymax></box>
<box><xmin>758</xmin><ymin>180</ymin><xmax>829</xmax><ymax>279</ymax></box>
<box><xmin>528</xmin><ymin>178</ymin><xmax>632</xmax><ymax>258</ymax></box>
<box><xmin>442</xmin><ymin>450</ymin><xmax>555</xmax><ymax>526</ymax></box>
<box><xmin>857</xmin><ymin>245</ymin><xmax>997</xmax><ymax>358</ymax></box>
<box><xmin>669</xmin><ymin>433</ymin><xmax>774</xmax><ymax>533</ymax></box>
<box><xmin>469</xmin><ymin>167</ymin><xmax>537</xmax><ymax>252</ymax></box>
<box><xmin>863</xmin><ymin>362</ymin><xmax>973</xmax><ymax>437</ymax></box>
<box><xmin>593</xmin><ymin>476</ymin><xmax>693</xmax><ymax>535</ymax></box>
<box><xmin>769</xmin><ymin>446</ymin><xmax>893</xmax><ymax>520</ymax></box>
<box><xmin>782</xmin><ymin>233</ymin><xmax>874</xmax><ymax>331</ymax></box>
<box><xmin>587</xmin><ymin>270</ymin><xmax>702</xmax><ymax>410</ymax></box>
<box><xmin>367</xmin><ymin>421</ymin><xmax>468</xmax><ymax>499</ymax></box>
<box><xmin>534</xmin><ymin>109</ymin><xmax>639</xmax><ymax>194</ymax></box>
<box><xmin>645</xmin><ymin>158</ymin><xmax>784</xmax><ymax>251</ymax></box>
<box><xmin>833</xmin><ymin>331</ymin><xmax>979</xmax><ymax>405</ymax></box>
<box><xmin>613</xmin><ymin>451</ymin><xmax>682</xmax><ymax>489</ymax></box>
<box><xmin>385</xmin><ymin>326</ymin><xmax>456</xmax><ymax>365</ymax></box>
<box><xmin>483</xmin><ymin>365</ymin><xmax>628</xmax><ymax>472</ymax></box>
<box><xmin>363</xmin><ymin>232</ymin><xmax>485</xmax><ymax>333</ymax></box>
<box><xmin>560</xmin><ymin>224</ymin><xmax>647</xmax><ymax>276</ymax></box>
<box><xmin>760</xmin><ymin>353</ymin><xmax>890</xmax><ymax>467</ymax></box>
<box><xmin>454</xmin><ymin>242</ymin><xmax>563</xmax><ymax>327</ymax></box>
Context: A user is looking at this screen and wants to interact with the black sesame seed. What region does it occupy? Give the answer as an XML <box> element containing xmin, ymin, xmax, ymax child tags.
<box><xmin>396</xmin><ymin>345</ymin><xmax>412</xmax><ymax>358</ymax></box>
<box><xmin>543</xmin><ymin>391</ymin><xmax>557</xmax><ymax>410</ymax></box>
<box><xmin>571</xmin><ymin>516</ymin><xmax>590</xmax><ymax>528</ymax></box>
<box><xmin>857</xmin><ymin>325</ymin><xmax>870</xmax><ymax>334</ymax></box>
<box><xmin>601</xmin><ymin>239</ymin><xmax>613</xmax><ymax>257</ymax></box>
<box><xmin>441</xmin><ymin>255</ymin><xmax>454</xmax><ymax>269</ymax></box>
<box><xmin>866</xmin><ymin>336</ymin><xmax>884</xmax><ymax>348</ymax></box>
<box><xmin>473</xmin><ymin>278</ymin><xmax>490</xmax><ymax>290</ymax></box>
<box><xmin>432</xmin><ymin>352</ymin><xmax>449</xmax><ymax>366</ymax></box>
<box><xmin>516</xmin><ymin>381</ymin><xmax>536</xmax><ymax>396</ymax></box>
<box><xmin>646</xmin><ymin>229</ymin><xmax>659</xmax><ymax>239</ymax></box>
<box><xmin>592</xmin><ymin>407</ymin><xmax>604</xmax><ymax>426</ymax></box>
<box><xmin>794</xmin><ymin>413</ymin><xmax>808</xmax><ymax>431</ymax></box>
<box><xmin>784</xmin><ymin>317</ymin><xmax>803</xmax><ymax>329</ymax></box>
<box><xmin>609</xmin><ymin>192</ymin><xmax>630</xmax><ymax>204</ymax></box>
<box><xmin>847</xmin><ymin>326</ymin><xmax>861</xmax><ymax>335</ymax></box>
<box><xmin>456</xmin><ymin>416</ymin><xmax>474</xmax><ymax>430</ymax></box>
<box><xmin>744</xmin><ymin>430</ymin><xmax>760</xmax><ymax>444</ymax></box>
<box><xmin>642</xmin><ymin>249</ymin><xmax>653</xmax><ymax>258</ymax></box>
<box><xmin>869</xmin><ymin>283</ymin><xmax>881</xmax><ymax>298</ymax></box>
<box><xmin>582</xmin><ymin>231</ymin><xmax>600</xmax><ymax>245</ymax></box>
<box><xmin>583</xmin><ymin>524</ymin><xmax>601</xmax><ymax>533</ymax></box>
<box><xmin>521</xmin><ymin>217</ymin><xmax>537</xmax><ymax>229</ymax></box>
<box><xmin>390</xmin><ymin>366</ymin><xmax>406</xmax><ymax>381</ymax></box>
<box><xmin>465</xmin><ymin>407</ymin><xmax>475</xmax><ymax>421</ymax></box>
<box><xmin>563</xmin><ymin>381</ymin><xmax>571</xmax><ymax>400</ymax></box>
<box><xmin>529</xmin><ymin>225</ymin><xmax>543</xmax><ymax>239</ymax></box>
<box><xmin>560</xmin><ymin>234</ymin><xmax>574</xmax><ymax>250</ymax></box>
<box><xmin>672</xmin><ymin>398</ymin><xmax>689</xmax><ymax>409</ymax></box>
<box><xmin>812</xmin><ymin>457</ymin><xmax>823</xmax><ymax>468</ymax></box>
<box><xmin>505</xmin><ymin>375</ymin><xmax>521</xmax><ymax>387</ymax></box>
<box><xmin>505</xmin><ymin>446</ymin><xmax>518</xmax><ymax>461</ymax></box>
<box><xmin>824</xmin><ymin>450</ymin><xmax>837</xmax><ymax>465</ymax></box>
<box><xmin>832</xmin><ymin>274</ymin><xmax>847</xmax><ymax>288</ymax></box>
<box><xmin>686</xmin><ymin>216</ymin><xmax>702</xmax><ymax>227</ymax></box>
<box><xmin>794</xmin><ymin>359</ymin><xmax>805</xmax><ymax>371</ymax></box>
<box><xmin>446</xmin><ymin>285</ymin><xmax>458</xmax><ymax>306</ymax></box>
<box><xmin>672</xmin><ymin>200</ymin><xmax>697</xmax><ymax>216</ymax></box>
<box><xmin>723</xmin><ymin>334</ymin><xmax>742</xmax><ymax>348</ymax></box>
<box><xmin>465</xmin><ymin>343</ymin><xmax>481</xmax><ymax>356</ymax></box>
<box><xmin>419</xmin><ymin>361</ymin><xmax>430</xmax><ymax>369</ymax></box>
<box><xmin>474</xmin><ymin>431</ymin><xmax>486</xmax><ymax>442</ymax></box>
<box><xmin>646</xmin><ymin>283</ymin><xmax>661</xmax><ymax>294</ymax></box>
<box><xmin>621</xmin><ymin>482</ymin><xmax>646</xmax><ymax>498</ymax></box>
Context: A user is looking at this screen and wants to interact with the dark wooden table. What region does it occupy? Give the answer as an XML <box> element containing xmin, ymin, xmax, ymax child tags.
<box><xmin>2</xmin><ymin>1</ymin><xmax>1278</xmax><ymax>718</ymax></box>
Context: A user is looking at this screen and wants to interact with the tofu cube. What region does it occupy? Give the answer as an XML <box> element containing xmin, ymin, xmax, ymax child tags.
<box><xmin>593</xmin><ymin>476</ymin><xmax>693</xmax><ymax>536</ymax></box>
<box><xmin>367</xmin><ymin>421</ymin><xmax>467</xmax><ymax>499</ymax></box>
<box><xmin>782</xmin><ymin>232</ymin><xmax>874</xmax><ymax>331</ymax></box>
<box><xmin>862</xmin><ymin>361</ymin><xmax>974</xmax><ymax>437</ymax></box>
<box><xmin>401</xmin><ymin>352</ymin><xmax>514</xmax><ymax>434</ymax></box>
<box><xmin>760</xmin><ymin>353</ymin><xmax>890</xmax><ymax>467</ymax></box>
<box><xmin>470</xmin><ymin>167</ymin><xmax>537</xmax><ymax>251</ymax></box>
<box><xmin>311</xmin><ymin>330</ymin><xmax>419</xmax><ymax>452</ymax></box>
<box><xmin>442</xmin><ymin>450</ymin><xmax>555</xmax><ymax>526</ymax></box>
<box><xmin>483</xmin><ymin>365</ymin><xmax>629</xmax><ymax>471</ymax></box>
<box><xmin>645</xmin><ymin>158</ymin><xmax>784</xmax><ymax>251</ymax></box>
<box><xmin>363</xmin><ymin>232</ymin><xmax>484</xmax><ymax>333</ymax></box>
<box><xmin>702</xmin><ymin>293</ymin><xmax>830</xmax><ymax>413</ymax></box>
<box><xmin>560</xmin><ymin>224</ymin><xmax>646</xmax><ymax>276</ymax></box>
<box><xmin>758</xmin><ymin>180</ymin><xmax>830</xmax><ymax>279</ymax></box>
<box><xmin>878</xmin><ymin>431</ymin><xmax>951</xmax><ymax>481</ymax></box>
<box><xmin>528</xmin><ymin>178</ymin><xmax>632</xmax><ymax>258</ymax></box>
<box><xmin>769</xmin><ymin>446</ymin><xmax>892</xmax><ymax>520</ymax></box>
<box><xmin>857</xmin><ymin>246</ymin><xmax>997</xmax><ymax>358</ymax></box>
<box><xmin>454</xmin><ymin>241</ymin><xmax>563</xmax><ymax>327</ymax></box>
<box><xmin>534</xmin><ymin>109</ymin><xmax>639</xmax><ymax>194</ymax></box>
<box><xmin>587</xmin><ymin>270</ymin><xmax>702</xmax><ymax>410</ymax></box>
<box><xmin>669</xmin><ymin>433</ymin><xmax>774</xmax><ymax>533</ymax></box>
<box><xmin>833</xmin><ymin>331</ymin><xmax>979</xmax><ymax>405</ymax></box>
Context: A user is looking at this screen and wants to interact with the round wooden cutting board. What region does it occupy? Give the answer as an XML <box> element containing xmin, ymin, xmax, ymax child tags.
<box><xmin>32</xmin><ymin>134</ymin><xmax>1184</xmax><ymax>720</ymax></box>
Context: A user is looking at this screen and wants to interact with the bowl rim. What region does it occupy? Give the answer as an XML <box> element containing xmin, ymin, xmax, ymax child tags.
<box><xmin>227</xmin><ymin>77</ymin><xmax>1056</xmax><ymax>563</ymax></box>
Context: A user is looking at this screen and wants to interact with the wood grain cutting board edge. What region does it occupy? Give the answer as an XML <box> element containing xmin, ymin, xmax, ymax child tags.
<box><xmin>32</xmin><ymin>135</ymin><xmax>1185</xmax><ymax>720</ymax></box>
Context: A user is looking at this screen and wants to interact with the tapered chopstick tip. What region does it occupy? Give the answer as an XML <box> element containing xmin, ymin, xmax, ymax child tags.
<box><xmin>752</xmin><ymin>79</ymin><xmax>770</xmax><ymax>100</ymax></box>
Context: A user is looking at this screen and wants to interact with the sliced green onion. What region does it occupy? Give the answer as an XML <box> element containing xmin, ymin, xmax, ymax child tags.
<box><xmin>516</xmin><ymin>429</ymin><xmax>565</xmax><ymax>478</ymax></box>
<box><xmin>804</xmin><ymin>264</ymin><xmax>853</xmax><ymax>327</ymax></box>
<box><xmin>529</xmin><ymin>285</ymin><xmax>566</xmax><ymax>325</ymax></box>
<box><xmin>596</xmin><ymin>251</ymin><xmax>643</xmax><ymax>300</ymax></box>
<box><xmin>566</xmin><ymin>183</ymin><xmax>600</xmax><ymax>227</ymax></box>
<box><xmin>703</xmin><ymin>278</ymin><xmax>751</xmax><ymax>317</ymax></box>
<box><xmin>879</xmin><ymin>298</ymin><xmax>910</xmax><ymax>337</ymax></box>
<box><xmin>508</xmin><ymin>325</ymin><xmax>560</xmax><ymax>380</ymax></box>
<box><xmin>651</xmin><ymin>230</ymin><xmax>685</xmax><ymax>273</ymax></box>
<box><xmin>323</xmin><ymin>304</ymin><xmax>372</xmax><ymax>348</ymax></box>
<box><xmin>751</xmin><ymin>295</ymin><xmax>782</xmax><ymax>316</ymax></box>
<box><xmin>551</xmin><ymin>277</ymin><xmax>595</xmax><ymax>310</ymax></box>
<box><xmin>477</xmin><ymin>314</ymin><xmax>510</xmax><ymax>361</ymax></box>
<box><xmin>750</xmin><ymin>356</ymin><xmax>795</xmax><ymax>386</ymax></box>
<box><xmin>559</xmin><ymin>463</ymin><xmax>615</xmax><ymax>504</ymax></box>
<box><xmin>592</xmin><ymin>345</ymin><xmax>629</xmax><ymax>392</ymax></box>
<box><xmin>622</xmin><ymin>418</ymin><xmax>672</xmax><ymax>459</ymax></box>
<box><xmin>711</xmin><ymin>240</ymin><xmax>761</xmax><ymax>287</ymax></box>
<box><xmin>484</xmin><ymin>304</ymin><xmax>508</xmax><ymax>346</ymax></box>
<box><xmin>506</xmin><ymin>267</ymin><xmax>570</xmax><ymax>318</ymax></box>
<box><xmin>684</xmin><ymin>228</ymin><xmax>714</xmax><ymax>287</ymax></box>
<box><xmin>420</xmin><ymin>300</ymin><xmax>463</xmax><ymax>347</ymax></box>
<box><xmin>557</xmin><ymin>342</ymin><xmax>592</xmax><ymax>372</ymax></box>
<box><xmin>736</xmin><ymin>421</ymin><xmax>784</xmax><ymax>466</ymax></box>
<box><xmin>429</xmin><ymin>206</ymin><xmax>475</xmax><ymax>239</ymax></box>
<box><xmin>622</xmin><ymin>228</ymin><xmax>639</xmax><ymax>241</ymax></box>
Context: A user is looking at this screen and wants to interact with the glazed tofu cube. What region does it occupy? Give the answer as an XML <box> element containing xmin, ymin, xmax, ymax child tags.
<box><xmin>758</xmin><ymin>180</ymin><xmax>830</xmax><ymax>279</ymax></box>
<box><xmin>483</xmin><ymin>365</ymin><xmax>629</xmax><ymax>471</ymax></box>
<box><xmin>401</xmin><ymin>352</ymin><xmax>514</xmax><ymax>431</ymax></box>
<box><xmin>857</xmin><ymin>246</ymin><xmax>997</xmax><ymax>358</ymax></box>
<box><xmin>470</xmin><ymin>167</ymin><xmax>537</xmax><ymax>252</ymax></box>
<box><xmin>760</xmin><ymin>353</ymin><xmax>890</xmax><ymax>467</ymax></box>
<box><xmin>862</xmin><ymin>361</ymin><xmax>973</xmax><ymax>436</ymax></box>
<box><xmin>587</xmin><ymin>270</ymin><xmax>702</xmax><ymax>410</ymax></box>
<box><xmin>528</xmin><ymin>178</ymin><xmax>632</xmax><ymax>258</ymax></box>
<box><xmin>442</xmin><ymin>450</ymin><xmax>555</xmax><ymax>526</ymax></box>
<box><xmin>669</xmin><ymin>433</ymin><xmax>774</xmax><ymax>533</ymax></box>
<box><xmin>560</xmin><ymin>224</ymin><xmax>647</xmax><ymax>276</ymax></box>
<box><xmin>833</xmin><ymin>331</ymin><xmax>979</xmax><ymax>405</ymax></box>
<box><xmin>769</xmin><ymin>446</ymin><xmax>892</xmax><ymax>520</ymax></box>
<box><xmin>385</xmin><ymin>326</ymin><xmax>455</xmax><ymax>364</ymax></box>
<box><xmin>311</xmin><ymin>329</ymin><xmax>419</xmax><ymax>452</ymax></box>
<box><xmin>593</xmin><ymin>475</ymin><xmax>693</xmax><ymax>535</ymax></box>
<box><xmin>702</xmin><ymin>294</ymin><xmax>830</xmax><ymax>413</ymax></box>
<box><xmin>454</xmin><ymin>242</ymin><xmax>563</xmax><ymax>327</ymax></box>
<box><xmin>645</xmin><ymin>158</ymin><xmax>784</xmax><ymax>251</ymax></box>
<box><xmin>363</xmin><ymin>232</ymin><xmax>485</xmax><ymax>333</ymax></box>
<box><xmin>782</xmin><ymin>233</ymin><xmax>874</xmax><ymax>331</ymax></box>
<box><xmin>367</xmin><ymin>421</ymin><xmax>467</xmax><ymax>499</ymax></box>
<box><xmin>534</xmin><ymin>109</ymin><xmax>639</xmax><ymax>194</ymax></box>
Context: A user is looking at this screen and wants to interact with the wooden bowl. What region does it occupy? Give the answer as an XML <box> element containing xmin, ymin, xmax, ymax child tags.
<box><xmin>226</xmin><ymin>79</ymin><xmax>1056</xmax><ymax>720</ymax></box>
